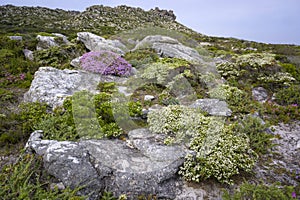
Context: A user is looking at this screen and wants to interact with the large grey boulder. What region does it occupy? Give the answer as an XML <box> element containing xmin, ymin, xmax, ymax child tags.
<box><xmin>26</xmin><ymin>129</ymin><xmax>187</xmax><ymax>199</ymax></box>
<box><xmin>133</xmin><ymin>35</ymin><xmax>203</xmax><ymax>63</ymax></box>
<box><xmin>23</xmin><ymin>49</ymin><xmax>34</xmax><ymax>61</ymax></box>
<box><xmin>36</xmin><ymin>33</ymin><xmax>70</xmax><ymax>50</ymax></box>
<box><xmin>77</xmin><ymin>32</ymin><xmax>128</xmax><ymax>55</ymax></box>
<box><xmin>189</xmin><ymin>99</ymin><xmax>232</xmax><ymax>116</ymax></box>
<box><xmin>24</xmin><ymin>67</ymin><xmax>125</xmax><ymax>108</ymax></box>
<box><xmin>36</xmin><ymin>35</ymin><xmax>59</xmax><ymax>50</ymax></box>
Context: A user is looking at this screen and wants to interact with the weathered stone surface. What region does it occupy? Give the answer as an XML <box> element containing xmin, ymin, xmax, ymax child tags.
<box><xmin>189</xmin><ymin>99</ymin><xmax>232</xmax><ymax>116</ymax></box>
<box><xmin>23</xmin><ymin>49</ymin><xmax>34</xmax><ymax>61</ymax></box>
<box><xmin>24</xmin><ymin>67</ymin><xmax>125</xmax><ymax>108</ymax></box>
<box><xmin>52</xmin><ymin>33</ymin><xmax>71</xmax><ymax>45</ymax></box>
<box><xmin>144</xmin><ymin>95</ymin><xmax>155</xmax><ymax>101</ymax></box>
<box><xmin>26</xmin><ymin>131</ymin><xmax>102</xmax><ymax>199</ymax></box>
<box><xmin>26</xmin><ymin>128</ymin><xmax>187</xmax><ymax>199</ymax></box>
<box><xmin>70</xmin><ymin>56</ymin><xmax>81</xmax><ymax>68</ymax></box>
<box><xmin>36</xmin><ymin>35</ymin><xmax>59</xmax><ymax>50</ymax></box>
<box><xmin>133</xmin><ymin>35</ymin><xmax>203</xmax><ymax>62</ymax></box>
<box><xmin>252</xmin><ymin>87</ymin><xmax>268</xmax><ymax>102</ymax></box>
<box><xmin>253</xmin><ymin>121</ymin><xmax>300</xmax><ymax>186</ymax></box>
<box><xmin>77</xmin><ymin>32</ymin><xmax>128</xmax><ymax>55</ymax></box>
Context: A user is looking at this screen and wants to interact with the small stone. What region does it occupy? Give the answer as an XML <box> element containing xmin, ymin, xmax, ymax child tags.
<box><xmin>189</xmin><ymin>99</ymin><xmax>232</xmax><ymax>116</ymax></box>
<box><xmin>23</xmin><ymin>49</ymin><xmax>34</xmax><ymax>61</ymax></box>
<box><xmin>252</xmin><ymin>87</ymin><xmax>268</xmax><ymax>103</ymax></box>
<box><xmin>144</xmin><ymin>95</ymin><xmax>155</xmax><ymax>101</ymax></box>
<box><xmin>50</xmin><ymin>182</ymin><xmax>65</xmax><ymax>191</ymax></box>
<box><xmin>8</xmin><ymin>36</ymin><xmax>22</xmax><ymax>41</ymax></box>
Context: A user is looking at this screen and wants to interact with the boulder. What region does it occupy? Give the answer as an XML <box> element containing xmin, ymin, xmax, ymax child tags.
<box><xmin>24</xmin><ymin>67</ymin><xmax>125</xmax><ymax>108</ymax></box>
<box><xmin>26</xmin><ymin>129</ymin><xmax>187</xmax><ymax>199</ymax></box>
<box><xmin>36</xmin><ymin>35</ymin><xmax>59</xmax><ymax>50</ymax></box>
<box><xmin>23</xmin><ymin>49</ymin><xmax>34</xmax><ymax>61</ymax></box>
<box><xmin>133</xmin><ymin>35</ymin><xmax>203</xmax><ymax>63</ymax></box>
<box><xmin>36</xmin><ymin>33</ymin><xmax>71</xmax><ymax>50</ymax></box>
<box><xmin>189</xmin><ymin>99</ymin><xmax>232</xmax><ymax>116</ymax></box>
<box><xmin>252</xmin><ymin>87</ymin><xmax>268</xmax><ymax>103</ymax></box>
<box><xmin>77</xmin><ymin>32</ymin><xmax>128</xmax><ymax>55</ymax></box>
<box><xmin>52</xmin><ymin>33</ymin><xmax>71</xmax><ymax>45</ymax></box>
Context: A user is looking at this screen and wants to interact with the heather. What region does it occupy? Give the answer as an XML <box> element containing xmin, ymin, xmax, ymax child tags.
<box><xmin>79</xmin><ymin>51</ymin><xmax>132</xmax><ymax>76</ymax></box>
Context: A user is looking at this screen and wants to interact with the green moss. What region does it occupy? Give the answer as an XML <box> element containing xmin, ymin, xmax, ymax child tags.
<box><xmin>222</xmin><ymin>182</ymin><xmax>295</xmax><ymax>200</ymax></box>
<box><xmin>275</xmin><ymin>85</ymin><xmax>300</xmax><ymax>106</ymax></box>
<box><xmin>124</xmin><ymin>49</ymin><xmax>159</xmax><ymax>68</ymax></box>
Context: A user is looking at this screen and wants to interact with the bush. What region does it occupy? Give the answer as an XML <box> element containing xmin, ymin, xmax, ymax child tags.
<box><xmin>235</xmin><ymin>116</ymin><xmax>275</xmax><ymax>155</ymax></box>
<box><xmin>275</xmin><ymin>85</ymin><xmax>300</xmax><ymax>106</ymax></box>
<box><xmin>79</xmin><ymin>51</ymin><xmax>132</xmax><ymax>76</ymax></box>
<box><xmin>179</xmin><ymin>122</ymin><xmax>257</xmax><ymax>185</ymax></box>
<box><xmin>148</xmin><ymin>105</ymin><xmax>257</xmax><ymax>184</ymax></box>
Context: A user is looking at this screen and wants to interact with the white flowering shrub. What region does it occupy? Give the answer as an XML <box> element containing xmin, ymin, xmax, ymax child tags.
<box><xmin>179</xmin><ymin>123</ymin><xmax>257</xmax><ymax>185</ymax></box>
<box><xmin>216</xmin><ymin>53</ymin><xmax>293</xmax><ymax>90</ymax></box>
<box><xmin>147</xmin><ymin>105</ymin><xmax>257</xmax><ymax>184</ymax></box>
<box><xmin>147</xmin><ymin>105</ymin><xmax>210</xmax><ymax>138</ymax></box>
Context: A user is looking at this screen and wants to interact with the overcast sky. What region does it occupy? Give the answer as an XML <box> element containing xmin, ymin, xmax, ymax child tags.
<box><xmin>1</xmin><ymin>0</ymin><xmax>300</xmax><ymax>45</ymax></box>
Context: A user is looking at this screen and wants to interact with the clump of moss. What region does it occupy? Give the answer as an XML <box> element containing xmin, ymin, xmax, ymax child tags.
<box><xmin>222</xmin><ymin>182</ymin><xmax>296</xmax><ymax>200</ymax></box>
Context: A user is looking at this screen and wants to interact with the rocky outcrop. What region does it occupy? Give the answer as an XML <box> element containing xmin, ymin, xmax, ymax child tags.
<box><xmin>36</xmin><ymin>35</ymin><xmax>59</xmax><ymax>50</ymax></box>
<box><xmin>133</xmin><ymin>35</ymin><xmax>203</xmax><ymax>63</ymax></box>
<box><xmin>189</xmin><ymin>99</ymin><xmax>232</xmax><ymax>116</ymax></box>
<box><xmin>26</xmin><ymin>129</ymin><xmax>187</xmax><ymax>199</ymax></box>
<box><xmin>252</xmin><ymin>121</ymin><xmax>300</xmax><ymax>187</ymax></box>
<box><xmin>77</xmin><ymin>32</ymin><xmax>128</xmax><ymax>55</ymax></box>
<box><xmin>24</xmin><ymin>67</ymin><xmax>125</xmax><ymax>108</ymax></box>
<box><xmin>36</xmin><ymin>33</ymin><xmax>70</xmax><ymax>50</ymax></box>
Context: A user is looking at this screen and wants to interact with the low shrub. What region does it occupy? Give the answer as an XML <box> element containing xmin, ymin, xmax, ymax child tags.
<box><xmin>235</xmin><ymin>116</ymin><xmax>275</xmax><ymax>155</ymax></box>
<box><xmin>0</xmin><ymin>154</ymin><xmax>84</xmax><ymax>199</ymax></box>
<box><xmin>148</xmin><ymin>105</ymin><xmax>257</xmax><ymax>184</ymax></box>
<box><xmin>222</xmin><ymin>182</ymin><xmax>296</xmax><ymax>200</ymax></box>
<box><xmin>79</xmin><ymin>51</ymin><xmax>132</xmax><ymax>76</ymax></box>
<box><xmin>275</xmin><ymin>85</ymin><xmax>300</xmax><ymax>106</ymax></box>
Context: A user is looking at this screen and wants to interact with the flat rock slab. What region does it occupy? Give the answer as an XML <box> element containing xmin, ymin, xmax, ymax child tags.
<box><xmin>189</xmin><ymin>99</ymin><xmax>232</xmax><ymax>116</ymax></box>
<box><xmin>133</xmin><ymin>35</ymin><xmax>203</xmax><ymax>63</ymax></box>
<box><xmin>26</xmin><ymin>129</ymin><xmax>187</xmax><ymax>199</ymax></box>
<box><xmin>24</xmin><ymin>67</ymin><xmax>125</xmax><ymax>108</ymax></box>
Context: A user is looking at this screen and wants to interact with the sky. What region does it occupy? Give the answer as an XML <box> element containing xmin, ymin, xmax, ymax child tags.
<box><xmin>1</xmin><ymin>0</ymin><xmax>300</xmax><ymax>45</ymax></box>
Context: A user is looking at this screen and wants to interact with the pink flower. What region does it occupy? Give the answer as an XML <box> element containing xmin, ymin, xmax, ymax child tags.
<box><xmin>19</xmin><ymin>73</ymin><xmax>26</xmax><ymax>80</ymax></box>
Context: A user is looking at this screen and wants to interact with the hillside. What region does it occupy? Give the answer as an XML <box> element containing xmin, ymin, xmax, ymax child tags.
<box><xmin>0</xmin><ymin>4</ymin><xmax>299</xmax><ymax>200</ymax></box>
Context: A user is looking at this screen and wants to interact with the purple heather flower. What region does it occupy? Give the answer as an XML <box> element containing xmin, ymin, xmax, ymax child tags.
<box><xmin>79</xmin><ymin>51</ymin><xmax>132</xmax><ymax>77</ymax></box>
<box><xmin>19</xmin><ymin>73</ymin><xmax>26</xmax><ymax>80</ymax></box>
<box><xmin>292</xmin><ymin>191</ymin><xmax>296</xmax><ymax>198</ymax></box>
<box><xmin>291</xmin><ymin>104</ymin><xmax>298</xmax><ymax>107</ymax></box>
